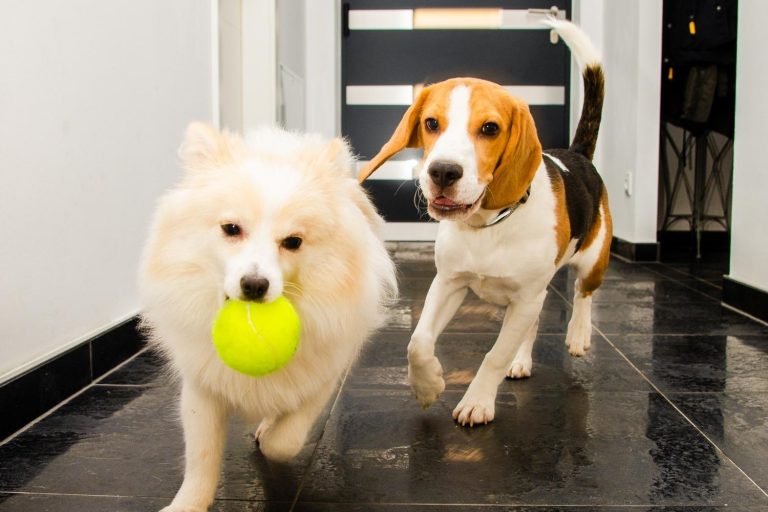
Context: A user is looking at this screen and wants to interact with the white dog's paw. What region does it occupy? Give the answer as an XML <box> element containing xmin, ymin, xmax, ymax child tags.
<box><xmin>408</xmin><ymin>356</ymin><xmax>446</xmax><ymax>409</ymax></box>
<box><xmin>256</xmin><ymin>420</ymin><xmax>305</xmax><ymax>462</ymax></box>
<box><xmin>507</xmin><ymin>356</ymin><xmax>533</xmax><ymax>379</ymax></box>
<box><xmin>452</xmin><ymin>393</ymin><xmax>495</xmax><ymax>427</ymax></box>
<box><xmin>254</xmin><ymin>418</ymin><xmax>273</xmax><ymax>442</ymax></box>
<box><xmin>159</xmin><ymin>504</ymin><xmax>207</xmax><ymax>512</ymax></box>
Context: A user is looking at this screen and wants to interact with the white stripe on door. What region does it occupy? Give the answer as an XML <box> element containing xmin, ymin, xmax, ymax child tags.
<box><xmin>348</xmin><ymin>9</ymin><xmax>567</xmax><ymax>31</ymax></box>
<box><xmin>346</xmin><ymin>85</ymin><xmax>565</xmax><ymax>106</ymax></box>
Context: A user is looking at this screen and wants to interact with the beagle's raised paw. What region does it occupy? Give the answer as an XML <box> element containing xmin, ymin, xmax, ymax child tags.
<box><xmin>408</xmin><ymin>355</ymin><xmax>446</xmax><ymax>409</ymax></box>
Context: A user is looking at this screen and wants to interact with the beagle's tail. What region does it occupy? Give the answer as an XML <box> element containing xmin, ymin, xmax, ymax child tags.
<box><xmin>542</xmin><ymin>18</ymin><xmax>604</xmax><ymax>161</ymax></box>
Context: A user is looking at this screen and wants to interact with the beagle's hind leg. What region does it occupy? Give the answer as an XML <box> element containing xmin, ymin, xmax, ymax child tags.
<box><xmin>566</xmin><ymin>197</ymin><xmax>612</xmax><ymax>357</ymax></box>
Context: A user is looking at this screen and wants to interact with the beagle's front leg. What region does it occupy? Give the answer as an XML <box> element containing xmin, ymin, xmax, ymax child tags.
<box><xmin>453</xmin><ymin>289</ymin><xmax>548</xmax><ymax>426</ymax></box>
<box><xmin>408</xmin><ymin>274</ymin><xmax>468</xmax><ymax>408</ymax></box>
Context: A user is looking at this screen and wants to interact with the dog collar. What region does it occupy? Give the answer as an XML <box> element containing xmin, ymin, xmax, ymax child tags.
<box><xmin>466</xmin><ymin>187</ymin><xmax>531</xmax><ymax>229</ymax></box>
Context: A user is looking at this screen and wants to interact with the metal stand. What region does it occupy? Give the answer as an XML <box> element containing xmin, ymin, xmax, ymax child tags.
<box><xmin>659</xmin><ymin>122</ymin><xmax>733</xmax><ymax>258</ymax></box>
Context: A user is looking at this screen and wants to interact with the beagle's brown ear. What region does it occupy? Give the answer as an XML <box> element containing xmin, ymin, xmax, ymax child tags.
<box><xmin>482</xmin><ymin>100</ymin><xmax>542</xmax><ymax>210</ymax></box>
<box><xmin>357</xmin><ymin>87</ymin><xmax>430</xmax><ymax>182</ymax></box>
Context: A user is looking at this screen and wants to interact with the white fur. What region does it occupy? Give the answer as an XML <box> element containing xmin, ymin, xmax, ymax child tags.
<box><xmin>419</xmin><ymin>85</ymin><xmax>486</xmax><ymax>207</ymax></box>
<box><xmin>140</xmin><ymin>125</ymin><xmax>396</xmax><ymax>512</ymax></box>
<box><xmin>541</xmin><ymin>18</ymin><xmax>601</xmax><ymax>69</ymax></box>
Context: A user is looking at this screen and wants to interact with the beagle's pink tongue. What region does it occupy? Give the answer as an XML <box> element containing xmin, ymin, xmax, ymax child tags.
<box><xmin>433</xmin><ymin>196</ymin><xmax>459</xmax><ymax>207</ymax></box>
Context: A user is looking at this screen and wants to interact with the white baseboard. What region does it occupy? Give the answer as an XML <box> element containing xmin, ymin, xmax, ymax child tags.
<box><xmin>381</xmin><ymin>222</ymin><xmax>438</xmax><ymax>241</ymax></box>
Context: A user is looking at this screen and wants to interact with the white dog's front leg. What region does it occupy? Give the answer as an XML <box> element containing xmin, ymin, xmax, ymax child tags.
<box><xmin>453</xmin><ymin>290</ymin><xmax>547</xmax><ymax>426</ymax></box>
<box><xmin>257</xmin><ymin>379</ymin><xmax>337</xmax><ymax>462</ymax></box>
<box><xmin>408</xmin><ymin>275</ymin><xmax>468</xmax><ymax>408</ymax></box>
<box><xmin>162</xmin><ymin>383</ymin><xmax>227</xmax><ymax>512</ymax></box>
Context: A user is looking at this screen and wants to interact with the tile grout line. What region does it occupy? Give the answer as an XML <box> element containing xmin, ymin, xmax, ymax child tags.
<box><xmin>652</xmin><ymin>260</ymin><xmax>723</xmax><ymax>289</ymax></box>
<box><xmin>547</xmin><ymin>285</ymin><xmax>768</xmax><ymax>498</ymax></box>
<box><xmin>594</xmin><ymin>325</ymin><xmax>768</xmax><ymax>499</ymax></box>
<box><xmin>639</xmin><ymin>261</ymin><xmax>768</xmax><ymax>328</ymax></box>
<box><xmin>0</xmin><ymin>347</ymin><xmax>150</xmax><ymax>447</ymax></box>
<box><xmin>640</xmin><ymin>263</ymin><xmax>722</xmax><ymax>301</ymax></box>
<box><xmin>287</xmin><ymin>360</ymin><xmax>355</xmax><ymax>512</ymax></box>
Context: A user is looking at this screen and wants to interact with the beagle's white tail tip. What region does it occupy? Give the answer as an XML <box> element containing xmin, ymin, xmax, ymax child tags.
<box><xmin>541</xmin><ymin>17</ymin><xmax>601</xmax><ymax>70</ymax></box>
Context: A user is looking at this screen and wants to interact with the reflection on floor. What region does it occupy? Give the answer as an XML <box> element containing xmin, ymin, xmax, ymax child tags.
<box><xmin>1</xmin><ymin>242</ymin><xmax>767</xmax><ymax>511</ymax></box>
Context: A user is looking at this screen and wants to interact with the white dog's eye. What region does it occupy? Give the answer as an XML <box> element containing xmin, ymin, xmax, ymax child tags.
<box><xmin>281</xmin><ymin>235</ymin><xmax>302</xmax><ymax>251</ymax></box>
<box><xmin>220</xmin><ymin>223</ymin><xmax>242</xmax><ymax>237</ymax></box>
<box><xmin>425</xmin><ymin>117</ymin><xmax>439</xmax><ymax>132</ymax></box>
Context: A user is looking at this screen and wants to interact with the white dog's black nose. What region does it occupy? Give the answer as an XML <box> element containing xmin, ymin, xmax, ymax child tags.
<box><xmin>428</xmin><ymin>161</ymin><xmax>463</xmax><ymax>188</ymax></box>
<box><xmin>240</xmin><ymin>276</ymin><xmax>269</xmax><ymax>301</ymax></box>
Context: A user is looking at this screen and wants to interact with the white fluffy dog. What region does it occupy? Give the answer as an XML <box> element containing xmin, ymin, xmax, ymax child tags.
<box><xmin>139</xmin><ymin>123</ymin><xmax>396</xmax><ymax>512</ymax></box>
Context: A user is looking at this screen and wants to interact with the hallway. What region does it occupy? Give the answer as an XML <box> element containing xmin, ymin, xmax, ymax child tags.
<box><xmin>1</xmin><ymin>243</ymin><xmax>766</xmax><ymax>511</ymax></box>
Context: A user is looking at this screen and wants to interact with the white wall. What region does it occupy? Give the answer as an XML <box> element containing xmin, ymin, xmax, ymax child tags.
<box><xmin>591</xmin><ymin>0</ymin><xmax>662</xmax><ymax>244</ymax></box>
<box><xmin>305</xmin><ymin>0</ymin><xmax>341</xmax><ymax>138</ymax></box>
<box><xmin>729</xmin><ymin>0</ymin><xmax>768</xmax><ymax>292</ymax></box>
<box><xmin>0</xmin><ymin>1</ymin><xmax>215</xmax><ymax>382</ymax></box>
<box><xmin>277</xmin><ymin>0</ymin><xmax>306</xmax><ymax>130</ymax></box>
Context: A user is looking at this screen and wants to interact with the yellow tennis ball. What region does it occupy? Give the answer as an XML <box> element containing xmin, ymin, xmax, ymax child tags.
<box><xmin>211</xmin><ymin>297</ymin><xmax>301</xmax><ymax>377</ymax></box>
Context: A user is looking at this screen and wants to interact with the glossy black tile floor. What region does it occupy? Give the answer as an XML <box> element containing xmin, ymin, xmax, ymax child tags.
<box><xmin>2</xmin><ymin>242</ymin><xmax>767</xmax><ymax>511</ymax></box>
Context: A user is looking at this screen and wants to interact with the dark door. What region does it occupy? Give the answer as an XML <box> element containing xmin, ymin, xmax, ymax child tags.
<box><xmin>342</xmin><ymin>0</ymin><xmax>572</xmax><ymax>236</ymax></box>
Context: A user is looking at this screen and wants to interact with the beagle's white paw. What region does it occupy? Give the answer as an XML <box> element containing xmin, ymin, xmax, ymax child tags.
<box><xmin>565</xmin><ymin>323</ymin><xmax>592</xmax><ymax>357</ymax></box>
<box><xmin>408</xmin><ymin>355</ymin><xmax>445</xmax><ymax>409</ymax></box>
<box><xmin>452</xmin><ymin>393</ymin><xmax>495</xmax><ymax>427</ymax></box>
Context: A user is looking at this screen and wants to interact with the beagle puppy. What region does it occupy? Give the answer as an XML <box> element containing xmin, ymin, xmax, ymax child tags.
<box><xmin>358</xmin><ymin>20</ymin><xmax>611</xmax><ymax>426</ymax></box>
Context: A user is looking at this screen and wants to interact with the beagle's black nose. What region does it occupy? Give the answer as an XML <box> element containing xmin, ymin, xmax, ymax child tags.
<box><xmin>428</xmin><ymin>161</ymin><xmax>463</xmax><ymax>188</ymax></box>
<box><xmin>241</xmin><ymin>276</ymin><xmax>269</xmax><ymax>301</ymax></box>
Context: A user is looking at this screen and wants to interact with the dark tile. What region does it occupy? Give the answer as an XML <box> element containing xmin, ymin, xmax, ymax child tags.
<box><xmin>0</xmin><ymin>384</ymin><xmax>326</xmax><ymax>503</ymax></box>
<box><xmin>553</xmin><ymin>274</ymin><xmax>718</xmax><ymax>304</ymax></box>
<box><xmin>293</xmin><ymin>505</ymin><xmax>760</xmax><ymax>512</ymax></box>
<box><xmin>609</xmin><ymin>334</ymin><xmax>768</xmax><ymax>393</ymax></box>
<box><xmin>406</xmin><ymin>291</ymin><xmax>571</xmax><ymax>334</ymax></box>
<box><xmin>98</xmin><ymin>348</ymin><xmax>168</xmax><ymax>387</ymax></box>
<box><xmin>0</xmin><ymin>494</ymin><xmax>290</xmax><ymax>511</ymax></box>
<box><xmin>591</xmin><ymin>302</ymin><xmax>768</xmax><ymax>336</ymax></box>
<box><xmin>671</xmin><ymin>392</ymin><xmax>768</xmax><ymax>492</ymax></box>
<box><xmin>348</xmin><ymin>332</ymin><xmax>648</xmax><ymax>393</ymax></box>
<box><xmin>297</xmin><ymin>389</ymin><xmax>765</xmax><ymax>506</ymax></box>
<box><xmin>91</xmin><ymin>317</ymin><xmax>146</xmax><ymax>379</ymax></box>
<box><xmin>0</xmin><ymin>344</ymin><xmax>91</xmax><ymax>441</ymax></box>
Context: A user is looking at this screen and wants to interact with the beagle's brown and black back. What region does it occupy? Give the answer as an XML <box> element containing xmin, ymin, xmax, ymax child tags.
<box><xmin>544</xmin><ymin>149</ymin><xmax>604</xmax><ymax>251</ymax></box>
<box><xmin>545</xmin><ymin>64</ymin><xmax>607</xmax><ymax>251</ymax></box>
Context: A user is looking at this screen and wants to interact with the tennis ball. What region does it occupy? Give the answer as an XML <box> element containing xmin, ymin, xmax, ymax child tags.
<box><xmin>211</xmin><ymin>297</ymin><xmax>301</xmax><ymax>377</ymax></box>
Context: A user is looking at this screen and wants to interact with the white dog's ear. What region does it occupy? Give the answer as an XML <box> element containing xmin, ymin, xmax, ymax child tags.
<box><xmin>179</xmin><ymin>122</ymin><xmax>240</xmax><ymax>171</ymax></box>
<box><xmin>313</xmin><ymin>137</ymin><xmax>355</xmax><ymax>177</ymax></box>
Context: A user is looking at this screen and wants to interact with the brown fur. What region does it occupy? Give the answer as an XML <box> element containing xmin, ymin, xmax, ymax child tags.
<box><xmin>548</xmin><ymin>170</ymin><xmax>572</xmax><ymax>265</ymax></box>
<box><xmin>359</xmin><ymin>78</ymin><xmax>542</xmax><ymax>211</ymax></box>
<box><xmin>578</xmin><ymin>189</ymin><xmax>612</xmax><ymax>297</ymax></box>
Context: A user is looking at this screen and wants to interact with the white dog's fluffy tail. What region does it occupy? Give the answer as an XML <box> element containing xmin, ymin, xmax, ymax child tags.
<box><xmin>542</xmin><ymin>18</ymin><xmax>604</xmax><ymax>161</ymax></box>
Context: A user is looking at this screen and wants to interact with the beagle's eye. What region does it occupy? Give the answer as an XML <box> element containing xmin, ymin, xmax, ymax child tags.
<box><xmin>424</xmin><ymin>118</ymin><xmax>439</xmax><ymax>132</ymax></box>
<box><xmin>281</xmin><ymin>235</ymin><xmax>303</xmax><ymax>251</ymax></box>
<box><xmin>481</xmin><ymin>122</ymin><xmax>500</xmax><ymax>136</ymax></box>
<box><xmin>221</xmin><ymin>223</ymin><xmax>242</xmax><ymax>237</ymax></box>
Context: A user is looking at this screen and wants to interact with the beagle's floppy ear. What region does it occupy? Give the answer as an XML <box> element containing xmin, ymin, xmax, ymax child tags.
<box><xmin>482</xmin><ymin>100</ymin><xmax>542</xmax><ymax>210</ymax></box>
<box><xmin>357</xmin><ymin>87</ymin><xmax>430</xmax><ymax>182</ymax></box>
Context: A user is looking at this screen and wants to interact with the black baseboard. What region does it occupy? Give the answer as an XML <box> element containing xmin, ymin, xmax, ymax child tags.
<box><xmin>657</xmin><ymin>230</ymin><xmax>730</xmax><ymax>262</ymax></box>
<box><xmin>723</xmin><ymin>277</ymin><xmax>768</xmax><ymax>324</ymax></box>
<box><xmin>611</xmin><ymin>237</ymin><xmax>659</xmax><ymax>262</ymax></box>
<box><xmin>0</xmin><ymin>317</ymin><xmax>145</xmax><ymax>442</ymax></box>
